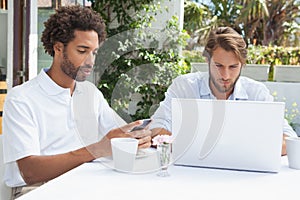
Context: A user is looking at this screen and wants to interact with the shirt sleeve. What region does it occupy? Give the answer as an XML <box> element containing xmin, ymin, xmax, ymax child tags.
<box><xmin>283</xmin><ymin>118</ymin><xmax>297</xmax><ymax>137</ymax></box>
<box><xmin>3</xmin><ymin>95</ymin><xmax>40</xmax><ymax>163</ymax></box>
<box><xmin>96</xmin><ymin>89</ymin><xmax>126</xmax><ymax>138</ymax></box>
<box><xmin>150</xmin><ymin>75</ymin><xmax>199</xmax><ymax>132</ymax></box>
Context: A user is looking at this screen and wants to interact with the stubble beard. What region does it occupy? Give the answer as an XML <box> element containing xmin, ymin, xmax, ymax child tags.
<box><xmin>61</xmin><ymin>51</ymin><xmax>80</xmax><ymax>80</ymax></box>
<box><xmin>209</xmin><ymin>69</ymin><xmax>240</xmax><ymax>95</ymax></box>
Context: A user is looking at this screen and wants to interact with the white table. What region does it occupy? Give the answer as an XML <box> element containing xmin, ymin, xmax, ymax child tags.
<box><xmin>16</xmin><ymin>156</ymin><xmax>300</xmax><ymax>200</ymax></box>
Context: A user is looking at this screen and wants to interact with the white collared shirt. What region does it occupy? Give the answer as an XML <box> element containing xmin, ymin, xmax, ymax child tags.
<box><xmin>150</xmin><ymin>72</ymin><xmax>297</xmax><ymax>137</ymax></box>
<box><xmin>2</xmin><ymin>68</ymin><xmax>123</xmax><ymax>187</ymax></box>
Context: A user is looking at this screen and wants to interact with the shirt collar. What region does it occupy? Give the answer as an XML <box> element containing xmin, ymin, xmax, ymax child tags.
<box><xmin>37</xmin><ymin>68</ymin><xmax>71</xmax><ymax>96</ymax></box>
<box><xmin>73</xmin><ymin>82</ymin><xmax>85</xmax><ymax>95</ymax></box>
<box><xmin>198</xmin><ymin>72</ymin><xmax>215</xmax><ymax>99</ymax></box>
<box><xmin>231</xmin><ymin>77</ymin><xmax>248</xmax><ymax>100</ymax></box>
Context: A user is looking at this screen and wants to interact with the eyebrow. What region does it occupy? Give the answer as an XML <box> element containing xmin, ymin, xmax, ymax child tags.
<box><xmin>77</xmin><ymin>45</ymin><xmax>99</xmax><ymax>51</ymax></box>
<box><xmin>214</xmin><ymin>61</ymin><xmax>239</xmax><ymax>66</ymax></box>
<box><xmin>77</xmin><ymin>45</ymin><xmax>89</xmax><ymax>48</ymax></box>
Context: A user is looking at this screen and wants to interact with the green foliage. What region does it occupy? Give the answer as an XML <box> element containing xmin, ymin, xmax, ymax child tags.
<box><xmin>184</xmin><ymin>1</ymin><xmax>211</xmax><ymax>34</ymax></box>
<box><xmin>89</xmin><ymin>0</ymin><xmax>159</xmax><ymax>36</ymax></box>
<box><xmin>184</xmin><ymin>0</ymin><xmax>300</xmax><ymax>48</ymax></box>
<box><xmin>185</xmin><ymin>45</ymin><xmax>300</xmax><ymax>81</ymax></box>
<box><xmin>182</xmin><ymin>50</ymin><xmax>206</xmax><ymax>67</ymax></box>
<box><xmin>247</xmin><ymin>45</ymin><xmax>300</xmax><ymax>80</ymax></box>
<box><xmin>185</xmin><ymin>45</ymin><xmax>300</xmax><ymax>67</ymax></box>
<box><xmin>90</xmin><ymin>0</ymin><xmax>189</xmax><ymax>122</ymax></box>
<box><xmin>247</xmin><ymin>45</ymin><xmax>300</xmax><ymax>66</ymax></box>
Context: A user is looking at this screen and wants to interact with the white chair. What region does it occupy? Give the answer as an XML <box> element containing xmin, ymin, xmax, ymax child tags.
<box><xmin>241</xmin><ymin>64</ymin><xmax>270</xmax><ymax>81</ymax></box>
<box><xmin>273</xmin><ymin>65</ymin><xmax>300</xmax><ymax>82</ymax></box>
<box><xmin>191</xmin><ymin>63</ymin><xmax>208</xmax><ymax>73</ymax></box>
<box><xmin>0</xmin><ymin>136</ymin><xmax>12</xmax><ymax>200</ymax></box>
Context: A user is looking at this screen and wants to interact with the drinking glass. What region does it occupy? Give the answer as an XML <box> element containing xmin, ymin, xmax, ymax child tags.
<box><xmin>157</xmin><ymin>143</ymin><xmax>172</xmax><ymax>177</ymax></box>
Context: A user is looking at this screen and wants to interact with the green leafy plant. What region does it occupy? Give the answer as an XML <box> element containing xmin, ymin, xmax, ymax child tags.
<box><xmin>247</xmin><ymin>45</ymin><xmax>300</xmax><ymax>66</ymax></box>
<box><xmin>183</xmin><ymin>0</ymin><xmax>300</xmax><ymax>47</ymax></box>
<box><xmin>247</xmin><ymin>45</ymin><xmax>300</xmax><ymax>81</ymax></box>
<box><xmin>90</xmin><ymin>0</ymin><xmax>189</xmax><ymax>122</ymax></box>
<box><xmin>182</xmin><ymin>50</ymin><xmax>206</xmax><ymax>68</ymax></box>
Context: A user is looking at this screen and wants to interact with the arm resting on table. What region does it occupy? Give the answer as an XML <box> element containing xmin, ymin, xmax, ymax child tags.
<box><xmin>17</xmin><ymin>121</ymin><xmax>152</xmax><ymax>185</ymax></box>
<box><xmin>17</xmin><ymin>141</ymin><xmax>105</xmax><ymax>185</ymax></box>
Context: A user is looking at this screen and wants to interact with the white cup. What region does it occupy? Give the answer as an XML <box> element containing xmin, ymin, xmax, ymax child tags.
<box><xmin>286</xmin><ymin>137</ymin><xmax>300</xmax><ymax>170</ymax></box>
<box><xmin>111</xmin><ymin>138</ymin><xmax>139</xmax><ymax>172</ymax></box>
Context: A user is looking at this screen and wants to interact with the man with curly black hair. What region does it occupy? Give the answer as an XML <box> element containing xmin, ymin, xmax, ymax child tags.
<box><xmin>2</xmin><ymin>5</ymin><xmax>151</xmax><ymax>197</ymax></box>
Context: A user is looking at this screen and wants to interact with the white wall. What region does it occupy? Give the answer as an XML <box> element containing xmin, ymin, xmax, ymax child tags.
<box><xmin>151</xmin><ymin>0</ymin><xmax>184</xmax><ymax>30</ymax></box>
<box><xmin>28</xmin><ymin>0</ymin><xmax>38</xmax><ymax>80</ymax></box>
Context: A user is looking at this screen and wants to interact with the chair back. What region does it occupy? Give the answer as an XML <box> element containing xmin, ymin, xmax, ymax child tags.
<box><xmin>273</xmin><ymin>65</ymin><xmax>300</xmax><ymax>82</ymax></box>
<box><xmin>191</xmin><ymin>63</ymin><xmax>208</xmax><ymax>73</ymax></box>
<box><xmin>241</xmin><ymin>64</ymin><xmax>270</xmax><ymax>81</ymax></box>
<box><xmin>0</xmin><ymin>136</ymin><xmax>12</xmax><ymax>200</ymax></box>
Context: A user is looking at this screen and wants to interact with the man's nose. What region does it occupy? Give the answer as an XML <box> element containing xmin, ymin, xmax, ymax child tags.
<box><xmin>84</xmin><ymin>52</ymin><xmax>96</xmax><ymax>66</ymax></box>
<box><xmin>220</xmin><ymin>68</ymin><xmax>230</xmax><ymax>80</ymax></box>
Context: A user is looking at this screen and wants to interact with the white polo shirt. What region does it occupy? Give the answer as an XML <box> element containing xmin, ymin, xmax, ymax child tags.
<box><xmin>2</xmin><ymin>68</ymin><xmax>121</xmax><ymax>187</ymax></box>
<box><xmin>150</xmin><ymin>72</ymin><xmax>297</xmax><ymax>137</ymax></box>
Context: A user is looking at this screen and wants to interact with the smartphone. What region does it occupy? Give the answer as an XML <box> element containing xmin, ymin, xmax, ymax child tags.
<box><xmin>130</xmin><ymin>119</ymin><xmax>152</xmax><ymax>132</ymax></box>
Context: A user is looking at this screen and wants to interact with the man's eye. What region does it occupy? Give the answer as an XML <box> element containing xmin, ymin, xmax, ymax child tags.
<box><xmin>78</xmin><ymin>50</ymin><xmax>86</xmax><ymax>54</ymax></box>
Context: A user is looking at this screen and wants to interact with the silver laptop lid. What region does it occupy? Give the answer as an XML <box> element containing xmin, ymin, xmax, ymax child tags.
<box><xmin>172</xmin><ymin>98</ymin><xmax>284</xmax><ymax>173</ymax></box>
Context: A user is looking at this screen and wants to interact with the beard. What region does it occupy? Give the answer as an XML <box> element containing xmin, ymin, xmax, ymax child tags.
<box><xmin>209</xmin><ymin>68</ymin><xmax>240</xmax><ymax>94</ymax></box>
<box><xmin>61</xmin><ymin>51</ymin><xmax>93</xmax><ymax>82</ymax></box>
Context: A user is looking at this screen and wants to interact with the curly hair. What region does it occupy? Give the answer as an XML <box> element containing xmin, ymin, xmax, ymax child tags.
<box><xmin>41</xmin><ymin>5</ymin><xmax>106</xmax><ymax>57</ymax></box>
<box><xmin>203</xmin><ymin>27</ymin><xmax>247</xmax><ymax>65</ymax></box>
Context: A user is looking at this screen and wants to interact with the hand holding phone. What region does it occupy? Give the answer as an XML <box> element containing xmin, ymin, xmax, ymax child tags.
<box><xmin>130</xmin><ymin>119</ymin><xmax>152</xmax><ymax>132</ymax></box>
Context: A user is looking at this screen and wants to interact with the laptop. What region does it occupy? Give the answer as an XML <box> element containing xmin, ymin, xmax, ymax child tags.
<box><xmin>172</xmin><ymin>98</ymin><xmax>285</xmax><ymax>173</ymax></box>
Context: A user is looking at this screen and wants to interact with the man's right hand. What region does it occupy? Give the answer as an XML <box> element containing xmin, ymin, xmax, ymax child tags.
<box><xmin>88</xmin><ymin>120</ymin><xmax>152</xmax><ymax>158</ymax></box>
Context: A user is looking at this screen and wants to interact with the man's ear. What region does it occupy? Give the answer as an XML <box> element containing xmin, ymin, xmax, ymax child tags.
<box><xmin>53</xmin><ymin>42</ymin><xmax>64</xmax><ymax>55</ymax></box>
